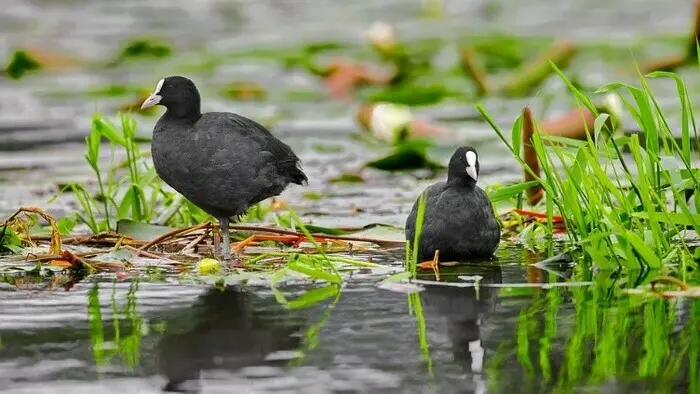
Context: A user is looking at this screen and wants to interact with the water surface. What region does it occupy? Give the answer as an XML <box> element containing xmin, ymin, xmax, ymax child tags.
<box><xmin>1</xmin><ymin>0</ymin><xmax>699</xmax><ymax>393</ymax></box>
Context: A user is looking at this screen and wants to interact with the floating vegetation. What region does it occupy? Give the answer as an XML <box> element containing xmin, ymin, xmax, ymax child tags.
<box><xmin>221</xmin><ymin>81</ymin><xmax>268</xmax><ymax>101</ymax></box>
<box><xmin>4</xmin><ymin>50</ymin><xmax>41</xmax><ymax>80</ymax></box>
<box><xmin>109</xmin><ymin>37</ymin><xmax>173</xmax><ymax>66</ymax></box>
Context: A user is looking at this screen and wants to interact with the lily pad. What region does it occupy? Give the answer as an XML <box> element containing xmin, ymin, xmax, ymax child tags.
<box><xmin>347</xmin><ymin>224</ymin><xmax>406</xmax><ymax>243</ymax></box>
<box><xmin>364</xmin><ymin>139</ymin><xmax>444</xmax><ymax>172</ymax></box>
<box><xmin>329</xmin><ymin>172</ymin><xmax>365</xmax><ymax>184</ymax></box>
<box><xmin>110</xmin><ymin>38</ymin><xmax>172</xmax><ymax>66</ymax></box>
<box><xmin>116</xmin><ymin>219</ymin><xmax>178</xmax><ymax>242</ymax></box>
<box><xmin>5</xmin><ymin>50</ymin><xmax>41</xmax><ymax>79</ymax></box>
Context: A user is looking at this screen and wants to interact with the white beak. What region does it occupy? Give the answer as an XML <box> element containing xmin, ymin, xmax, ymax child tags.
<box><xmin>466</xmin><ymin>166</ymin><xmax>478</xmax><ymax>182</ymax></box>
<box><xmin>140</xmin><ymin>94</ymin><xmax>161</xmax><ymax>110</ymax></box>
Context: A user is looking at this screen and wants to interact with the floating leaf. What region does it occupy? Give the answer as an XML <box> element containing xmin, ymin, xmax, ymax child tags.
<box><xmin>5</xmin><ymin>50</ymin><xmax>41</xmax><ymax>79</ymax></box>
<box><xmin>274</xmin><ymin>213</ymin><xmax>348</xmax><ymax>235</ymax></box>
<box><xmin>111</xmin><ymin>38</ymin><xmax>172</xmax><ymax>66</ymax></box>
<box><xmin>116</xmin><ymin>219</ymin><xmax>177</xmax><ymax>242</ymax></box>
<box><xmin>99</xmin><ymin>248</ymin><xmax>134</xmax><ymax>262</ymax></box>
<box><xmin>328</xmin><ymin>172</ymin><xmax>365</xmax><ymax>183</ymax></box>
<box><xmin>347</xmin><ymin>224</ymin><xmax>406</xmax><ymax>242</ymax></box>
<box><xmin>365</xmin><ymin>139</ymin><xmax>443</xmax><ymax>171</ymax></box>
<box><xmin>287</xmin><ymin>257</ymin><xmax>342</xmax><ymax>284</ymax></box>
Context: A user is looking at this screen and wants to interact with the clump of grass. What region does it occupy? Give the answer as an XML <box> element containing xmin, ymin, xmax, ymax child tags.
<box><xmin>51</xmin><ymin>113</ymin><xmax>208</xmax><ymax>234</ymax></box>
<box><xmin>478</xmin><ymin>64</ymin><xmax>700</xmax><ymax>275</ymax></box>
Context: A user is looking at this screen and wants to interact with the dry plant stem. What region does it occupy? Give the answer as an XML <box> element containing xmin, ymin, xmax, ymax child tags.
<box><xmin>650</xmin><ymin>275</ymin><xmax>690</xmax><ymax>291</ymax></box>
<box><xmin>639</xmin><ymin>54</ymin><xmax>688</xmax><ymax>74</ymax></box>
<box><xmin>233</xmin><ymin>234</ymin><xmax>301</xmax><ymax>252</ymax></box>
<box><xmin>138</xmin><ymin>222</ymin><xmax>212</xmax><ymax>251</ymax></box>
<box><xmin>641</xmin><ymin>0</ymin><xmax>700</xmax><ymax>73</ymax></box>
<box><xmin>522</xmin><ymin>107</ymin><xmax>543</xmax><ymax>205</ymax></box>
<box><xmin>229</xmin><ymin>224</ymin><xmax>405</xmax><ymax>247</ymax></box>
<box><xmin>123</xmin><ymin>245</ymin><xmax>181</xmax><ymax>264</ymax></box>
<box><xmin>500</xmin><ymin>40</ymin><xmax>577</xmax><ymax>96</ymax></box>
<box><xmin>22</xmin><ymin>250</ymin><xmax>105</xmax><ymax>264</ymax></box>
<box><xmin>355</xmin><ymin>103</ymin><xmax>375</xmax><ymax>131</ymax></box>
<box><xmin>23</xmin><ymin>221</ymin><xmax>403</xmax><ymax>259</ymax></box>
<box><xmin>459</xmin><ymin>47</ymin><xmax>490</xmax><ymax>95</ymax></box>
<box><xmin>182</xmin><ymin>229</ymin><xmax>210</xmax><ymax>253</ymax></box>
<box><xmin>541</xmin><ymin>108</ymin><xmax>596</xmax><ymax>141</ymax></box>
<box><xmin>3</xmin><ymin>206</ymin><xmax>62</xmax><ymax>254</ymax></box>
<box><xmin>689</xmin><ymin>0</ymin><xmax>700</xmax><ymax>57</ymax></box>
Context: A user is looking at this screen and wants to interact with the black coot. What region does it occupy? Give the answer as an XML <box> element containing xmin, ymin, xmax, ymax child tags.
<box><xmin>405</xmin><ymin>146</ymin><xmax>500</xmax><ymax>262</ymax></box>
<box><xmin>141</xmin><ymin>76</ymin><xmax>308</xmax><ymax>259</ymax></box>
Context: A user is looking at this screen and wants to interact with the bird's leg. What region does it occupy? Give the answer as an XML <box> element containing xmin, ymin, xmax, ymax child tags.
<box><xmin>219</xmin><ymin>217</ymin><xmax>231</xmax><ymax>260</ymax></box>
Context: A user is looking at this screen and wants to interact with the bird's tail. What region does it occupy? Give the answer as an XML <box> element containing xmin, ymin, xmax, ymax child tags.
<box><xmin>292</xmin><ymin>160</ymin><xmax>309</xmax><ymax>186</ymax></box>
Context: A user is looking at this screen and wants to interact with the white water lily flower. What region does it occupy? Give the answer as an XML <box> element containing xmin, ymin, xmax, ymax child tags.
<box><xmin>366</xmin><ymin>21</ymin><xmax>397</xmax><ymax>54</ymax></box>
<box><xmin>601</xmin><ymin>92</ymin><xmax>623</xmax><ymax>131</ymax></box>
<box><xmin>369</xmin><ymin>102</ymin><xmax>414</xmax><ymax>142</ymax></box>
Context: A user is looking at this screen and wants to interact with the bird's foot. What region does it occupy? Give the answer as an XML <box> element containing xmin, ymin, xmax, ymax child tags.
<box><xmin>417</xmin><ymin>250</ymin><xmax>441</xmax><ymax>280</ymax></box>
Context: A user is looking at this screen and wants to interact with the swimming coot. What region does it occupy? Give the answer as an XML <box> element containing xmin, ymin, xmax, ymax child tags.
<box><xmin>141</xmin><ymin>76</ymin><xmax>308</xmax><ymax>259</ymax></box>
<box><xmin>405</xmin><ymin>146</ymin><xmax>500</xmax><ymax>262</ymax></box>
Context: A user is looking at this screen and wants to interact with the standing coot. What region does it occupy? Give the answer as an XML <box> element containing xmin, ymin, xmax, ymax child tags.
<box><xmin>141</xmin><ymin>76</ymin><xmax>308</xmax><ymax>259</ymax></box>
<box><xmin>405</xmin><ymin>146</ymin><xmax>500</xmax><ymax>262</ymax></box>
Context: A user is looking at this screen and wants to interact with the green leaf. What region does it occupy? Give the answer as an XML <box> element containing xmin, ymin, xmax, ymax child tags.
<box><xmin>365</xmin><ymin>139</ymin><xmax>443</xmax><ymax>171</ymax></box>
<box><xmin>117</xmin><ymin>188</ymin><xmax>136</xmax><ymax>219</ymax></box>
<box><xmin>56</xmin><ymin>216</ymin><xmax>77</xmax><ymax>235</ymax></box>
<box><xmin>631</xmin><ymin>211</ymin><xmax>700</xmax><ymax>227</ymax></box>
<box><xmin>511</xmin><ymin>114</ymin><xmax>523</xmax><ymax>158</ymax></box>
<box><xmin>4</xmin><ymin>50</ymin><xmax>41</xmax><ymax>79</ymax></box>
<box><xmin>286</xmin><ymin>285</ymin><xmax>340</xmax><ymax>309</ymax></box>
<box><xmin>622</xmin><ymin>230</ymin><xmax>661</xmax><ymax>269</ymax></box>
<box><xmin>488</xmin><ymin>180</ymin><xmax>540</xmax><ymax>203</ymax></box>
<box><xmin>274</xmin><ymin>213</ymin><xmax>348</xmax><ymax>235</ymax></box>
<box><xmin>92</xmin><ymin>114</ymin><xmax>126</xmax><ymax>146</ymax></box>
<box><xmin>287</xmin><ymin>258</ymin><xmax>342</xmax><ymax>284</ymax></box>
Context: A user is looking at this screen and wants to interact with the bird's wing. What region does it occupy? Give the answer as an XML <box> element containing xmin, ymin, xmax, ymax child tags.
<box><xmin>222</xmin><ymin>113</ymin><xmax>301</xmax><ymax>165</ymax></box>
<box><xmin>197</xmin><ymin>112</ymin><xmax>307</xmax><ymax>184</ymax></box>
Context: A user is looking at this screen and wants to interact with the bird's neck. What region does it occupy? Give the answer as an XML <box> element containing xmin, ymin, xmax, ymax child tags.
<box><xmin>164</xmin><ymin>104</ymin><xmax>202</xmax><ymax>125</ymax></box>
<box><xmin>446</xmin><ymin>176</ymin><xmax>476</xmax><ymax>189</ymax></box>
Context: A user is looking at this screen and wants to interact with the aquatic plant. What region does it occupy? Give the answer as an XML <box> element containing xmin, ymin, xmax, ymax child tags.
<box><xmin>51</xmin><ymin>113</ymin><xmax>212</xmax><ymax>233</ymax></box>
<box><xmin>478</xmin><ymin>66</ymin><xmax>700</xmax><ymax>274</ymax></box>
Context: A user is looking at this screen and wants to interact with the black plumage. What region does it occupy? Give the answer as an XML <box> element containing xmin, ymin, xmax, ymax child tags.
<box><xmin>141</xmin><ymin>76</ymin><xmax>307</xmax><ymax>259</ymax></box>
<box><xmin>405</xmin><ymin>146</ymin><xmax>500</xmax><ymax>262</ymax></box>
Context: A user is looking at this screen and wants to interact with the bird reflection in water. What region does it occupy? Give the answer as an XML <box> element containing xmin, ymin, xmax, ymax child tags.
<box><xmin>419</xmin><ymin>265</ymin><xmax>503</xmax><ymax>394</ymax></box>
<box><xmin>157</xmin><ymin>285</ymin><xmax>303</xmax><ymax>393</ymax></box>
